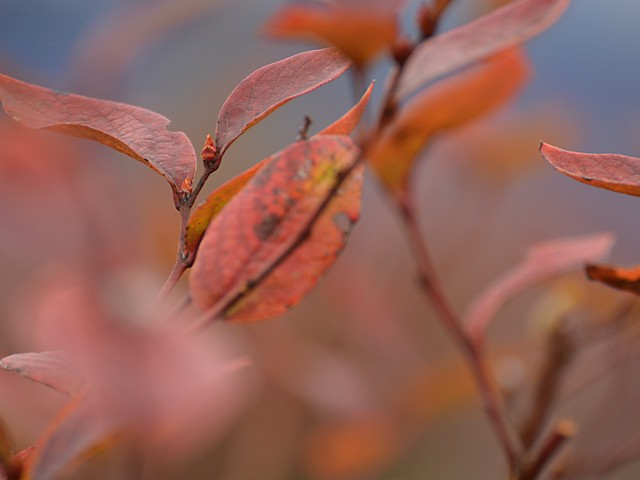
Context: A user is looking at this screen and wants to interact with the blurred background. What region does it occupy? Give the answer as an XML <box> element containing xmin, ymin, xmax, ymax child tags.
<box><xmin>1</xmin><ymin>0</ymin><xmax>640</xmax><ymax>478</ymax></box>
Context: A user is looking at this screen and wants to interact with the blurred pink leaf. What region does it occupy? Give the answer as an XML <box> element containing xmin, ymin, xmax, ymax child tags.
<box><xmin>10</xmin><ymin>275</ymin><xmax>253</xmax><ymax>477</ymax></box>
<box><xmin>214</xmin><ymin>48</ymin><xmax>351</xmax><ymax>160</ymax></box>
<box><xmin>24</xmin><ymin>394</ymin><xmax>119</xmax><ymax>480</ymax></box>
<box><xmin>540</xmin><ymin>142</ymin><xmax>640</xmax><ymax>197</ymax></box>
<box><xmin>397</xmin><ymin>0</ymin><xmax>569</xmax><ymax>99</ymax></box>
<box><xmin>465</xmin><ymin>233</ymin><xmax>614</xmax><ymax>342</ymax></box>
<box><xmin>0</xmin><ymin>74</ymin><xmax>196</xmax><ymax>195</ymax></box>
<box><xmin>0</xmin><ymin>351</ymin><xmax>84</xmax><ymax>396</ymax></box>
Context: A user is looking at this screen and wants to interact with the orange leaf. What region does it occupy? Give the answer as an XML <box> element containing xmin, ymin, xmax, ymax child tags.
<box><xmin>397</xmin><ymin>0</ymin><xmax>568</xmax><ymax>99</ymax></box>
<box><xmin>303</xmin><ymin>415</ymin><xmax>403</xmax><ymax>480</ymax></box>
<box><xmin>369</xmin><ymin>48</ymin><xmax>529</xmax><ymax>195</ymax></box>
<box><xmin>264</xmin><ymin>1</ymin><xmax>400</xmax><ymax>66</ymax></box>
<box><xmin>586</xmin><ymin>263</ymin><xmax>640</xmax><ymax>295</ymax></box>
<box><xmin>214</xmin><ymin>48</ymin><xmax>350</xmax><ymax>160</ymax></box>
<box><xmin>465</xmin><ymin>233</ymin><xmax>614</xmax><ymax>341</ymax></box>
<box><xmin>0</xmin><ymin>74</ymin><xmax>196</xmax><ymax>195</ymax></box>
<box><xmin>0</xmin><ymin>351</ymin><xmax>85</xmax><ymax>396</ymax></box>
<box><xmin>540</xmin><ymin>143</ymin><xmax>640</xmax><ymax>197</ymax></box>
<box><xmin>189</xmin><ymin>136</ymin><xmax>359</xmax><ymax>316</ymax></box>
<box><xmin>185</xmin><ymin>83</ymin><xmax>372</xmax><ymax>263</ymax></box>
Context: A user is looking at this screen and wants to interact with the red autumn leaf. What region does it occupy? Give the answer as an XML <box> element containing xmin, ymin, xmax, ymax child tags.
<box><xmin>465</xmin><ymin>233</ymin><xmax>614</xmax><ymax>342</ymax></box>
<box><xmin>586</xmin><ymin>263</ymin><xmax>640</xmax><ymax>295</ymax></box>
<box><xmin>226</xmin><ymin>163</ymin><xmax>363</xmax><ymax>322</ymax></box>
<box><xmin>540</xmin><ymin>142</ymin><xmax>640</xmax><ymax>197</ymax></box>
<box><xmin>189</xmin><ymin>135</ymin><xmax>359</xmax><ymax>318</ymax></box>
<box><xmin>184</xmin><ymin>84</ymin><xmax>372</xmax><ymax>264</ymax></box>
<box><xmin>214</xmin><ymin>48</ymin><xmax>350</xmax><ymax>159</ymax></box>
<box><xmin>369</xmin><ymin>48</ymin><xmax>529</xmax><ymax>196</ymax></box>
<box><xmin>264</xmin><ymin>1</ymin><xmax>400</xmax><ymax>66</ymax></box>
<box><xmin>0</xmin><ymin>351</ymin><xmax>85</xmax><ymax>397</ymax></box>
<box><xmin>0</xmin><ymin>74</ymin><xmax>196</xmax><ymax>195</ymax></box>
<box><xmin>396</xmin><ymin>0</ymin><xmax>569</xmax><ymax>99</ymax></box>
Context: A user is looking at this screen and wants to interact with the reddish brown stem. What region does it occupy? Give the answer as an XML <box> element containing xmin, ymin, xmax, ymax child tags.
<box><xmin>398</xmin><ymin>194</ymin><xmax>523</xmax><ymax>473</ymax></box>
<box><xmin>156</xmin><ymin>203</ymin><xmax>191</xmax><ymax>303</ymax></box>
<box><xmin>520</xmin><ymin>420</ymin><xmax>575</xmax><ymax>480</ymax></box>
<box><xmin>520</xmin><ymin>320</ymin><xmax>573</xmax><ymax>449</ymax></box>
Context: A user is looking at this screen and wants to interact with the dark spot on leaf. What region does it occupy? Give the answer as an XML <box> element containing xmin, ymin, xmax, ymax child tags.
<box><xmin>254</xmin><ymin>213</ymin><xmax>281</xmax><ymax>240</ymax></box>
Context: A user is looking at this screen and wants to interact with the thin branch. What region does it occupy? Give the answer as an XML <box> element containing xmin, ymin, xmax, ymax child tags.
<box><xmin>155</xmin><ymin>202</ymin><xmax>191</xmax><ymax>303</ymax></box>
<box><xmin>185</xmin><ymin>165</ymin><xmax>215</xmax><ymax>210</ymax></box>
<box><xmin>398</xmin><ymin>195</ymin><xmax>523</xmax><ymax>471</ymax></box>
<box><xmin>521</xmin><ymin>420</ymin><xmax>576</xmax><ymax>480</ymax></box>
<box><xmin>520</xmin><ymin>319</ymin><xmax>574</xmax><ymax>448</ymax></box>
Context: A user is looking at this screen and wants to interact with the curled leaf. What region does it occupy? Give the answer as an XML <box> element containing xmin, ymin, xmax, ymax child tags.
<box><xmin>369</xmin><ymin>48</ymin><xmax>529</xmax><ymax>195</ymax></box>
<box><xmin>0</xmin><ymin>351</ymin><xmax>85</xmax><ymax>396</ymax></box>
<box><xmin>215</xmin><ymin>48</ymin><xmax>350</xmax><ymax>158</ymax></box>
<box><xmin>586</xmin><ymin>264</ymin><xmax>640</xmax><ymax>295</ymax></box>
<box><xmin>189</xmin><ymin>135</ymin><xmax>360</xmax><ymax>317</ymax></box>
<box><xmin>540</xmin><ymin>143</ymin><xmax>640</xmax><ymax>197</ymax></box>
<box><xmin>397</xmin><ymin>0</ymin><xmax>569</xmax><ymax>99</ymax></box>
<box><xmin>0</xmin><ymin>74</ymin><xmax>196</xmax><ymax>195</ymax></box>
<box><xmin>465</xmin><ymin>233</ymin><xmax>614</xmax><ymax>341</ymax></box>
<box><xmin>264</xmin><ymin>1</ymin><xmax>400</xmax><ymax>66</ymax></box>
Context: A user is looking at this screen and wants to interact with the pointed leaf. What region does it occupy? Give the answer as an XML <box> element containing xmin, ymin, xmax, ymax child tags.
<box><xmin>25</xmin><ymin>395</ymin><xmax>121</xmax><ymax>480</ymax></box>
<box><xmin>189</xmin><ymin>135</ymin><xmax>359</xmax><ymax>314</ymax></box>
<box><xmin>540</xmin><ymin>143</ymin><xmax>640</xmax><ymax>197</ymax></box>
<box><xmin>226</xmin><ymin>164</ymin><xmax>363</xmax><ymax>322</ymax></box>
<box><xmin>369</xmin><ymin>48</ymin><xmax>529</xmax><ymax>195</ymax></box>
<box><xmin>0</xmin><ymin>74</ymin><xmax>196</xmax><ymax>194</ymax></box>
<box><xmin>264</xmin><ymin>2</ymin><xmax>399</xmax><ymax>66</ymax></box>
<box><xmin>397</xmin><ymin>0</ymin><xmax>569</xmax><ymax>99</ymax></box>
<box><xmin>184</xmin><ymin>85</ymin><xmax>372</xmax><ymax>262</ymax></box>
<box><xmin>465</xmin><ymin>233</ymin><xmax>614</xmax><ymax>341</ymax></box>
<box><xmin>215</xmin><ymin>48</ymin><xmax>350</xmax><ymax>157</ymax></box>
<box><xmin>318</xmin><ymin>81</ymin><xmax>373</xmax><ymax>136</ymax></box>
<box><xmin>0</xmin><ymin>351</ymin><xmax>85</xmax><ymax>396</ymax></box>
<box><xmin>586</xmin><ymin>263</ymin><xmax>640</xmax><ymax>295</ymax></box>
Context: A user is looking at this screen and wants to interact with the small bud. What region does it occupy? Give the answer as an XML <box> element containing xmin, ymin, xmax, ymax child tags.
<box><xmin>391</xmin><ymin>37</ymin><xmax>414</xmax><ymax>66</ymax></box>
<box><xmin>201</xmin><ymin>134</ymin><xmax>220</xmax><ymax>170</ymax></box>
<box><xmin>417</xmin><ymin>3</ymin><xmax>437</xmax><ymax>39</ymax></box>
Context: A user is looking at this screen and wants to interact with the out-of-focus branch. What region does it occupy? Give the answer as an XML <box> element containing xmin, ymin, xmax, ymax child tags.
<box><xmin>520</xmin><ymin>318</ymin><xmax>574</xmax><ymax>448</ymax></box>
